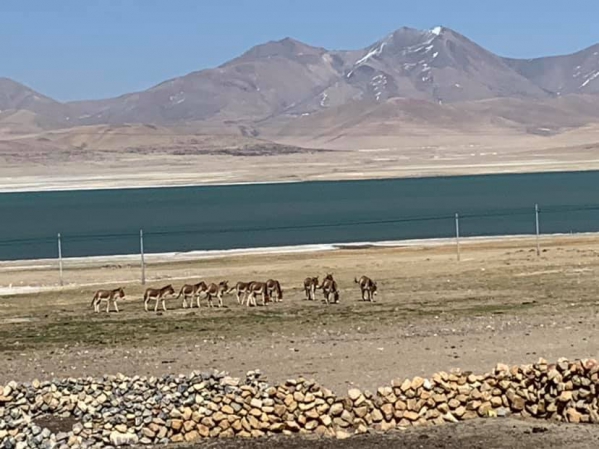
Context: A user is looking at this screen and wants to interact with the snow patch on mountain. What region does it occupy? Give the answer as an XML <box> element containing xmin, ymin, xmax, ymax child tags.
<box><xmin>581</xmin><ymin>70</ymin><xmax>599</xmax><ymax>88</ymax></box>
<box><xmin>355</xmin><ymin>42</ymin><xmax>388</xmax><ymax>66</ymax></box>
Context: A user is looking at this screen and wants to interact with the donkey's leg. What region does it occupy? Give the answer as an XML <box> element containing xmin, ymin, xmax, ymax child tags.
<box><xmin>114</xmin><ymin>300</ymin><xmax>120</xmax><ymax>313</ymax></box>
<box><xmin>106</xmin><ymin>299</ymin><xmax>110</xmax><ymax>313</ymax></box>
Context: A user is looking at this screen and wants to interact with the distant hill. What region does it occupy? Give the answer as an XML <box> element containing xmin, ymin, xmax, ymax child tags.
<box><xmin>2</xmin><ymin>26</ymin><xmax>599</xmax><ymax>148</ymax></box>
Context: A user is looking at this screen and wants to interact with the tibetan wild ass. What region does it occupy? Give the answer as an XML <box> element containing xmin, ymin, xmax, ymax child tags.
<box><xmin>177</xmin><ymin>281</ymin><xmax>208</xmax><ymax>309</ymax></box>
<box><xmin>91</xmin><ymin>287</ymin><xmax>125</xmax><ymax>313</ymax></box>
<box><xmin>144</xmin><ymin>285</ymin><xmax>176</xmax><ymax>312</ymax></box>
<box><xmin>303</xmin><ymin>276</ymin><xmax>319</xmax><ymax>301</ymax></box>
<box><xmin>246</xmin><ymin>281</ymin><xmax>270</xmax><ymax>307</ymax></box>
<box><xmin>205</xmin><ymin>281</ymin><xmax>231</xmax><ymax>308</ymax></box>
<box><xmin>320</xmin><ymin>274</ymin><xmax>339</xmax><ymax>305</ymax></box>
<box><xmin>266</xmin><ymin>279</ymin><xmax>283</xmax><ymax>303</ymax></box>
<box><xmin>354</xmin><ymin>276</ymin><xmax>378</xmax><ymax>302</ymax></box>
<box><xmin>233</xmin><ymin>281</ymin><xmax>253</xmax><ymax>305</ymax></box>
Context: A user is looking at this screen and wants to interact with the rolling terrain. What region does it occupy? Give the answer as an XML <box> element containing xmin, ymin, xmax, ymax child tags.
<box><xmin>2</xmin><ymin>26</ymin><xmax>599</xmax><ymax>189</ymax></box>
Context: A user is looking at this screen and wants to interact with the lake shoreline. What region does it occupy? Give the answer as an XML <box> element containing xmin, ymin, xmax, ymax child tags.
<box><xmin>0</xmin><ymin>232</ymin><xmax>595</xmax><ymax>296</ymax></box>
<box><xmin>3</xmin><ymin>162</ymin><xmax>599</xmax><ymax>194</ymax></box>
<box><xmin>2</xmin><ymin>170</ymin><xmax>599</xmax><ymax>261</ymax></box>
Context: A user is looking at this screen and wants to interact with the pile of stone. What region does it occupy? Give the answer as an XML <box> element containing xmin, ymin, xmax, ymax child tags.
<box><xmin>1</xmin><ymin>358</ymin><xmax>598</xmax><ymax>447</ymax></box>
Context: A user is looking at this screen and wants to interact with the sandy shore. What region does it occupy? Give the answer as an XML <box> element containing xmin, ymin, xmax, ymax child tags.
<box><xmin>2</xmin><ymin>149</ymin><xmax>599</xmax><ymax>193</ymax></box>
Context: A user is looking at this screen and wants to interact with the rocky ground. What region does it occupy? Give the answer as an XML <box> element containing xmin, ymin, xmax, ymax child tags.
<box><xmin>2</xmin><ymin>359</ymin><xmax>599</xmax><ymax>447</ymax></box>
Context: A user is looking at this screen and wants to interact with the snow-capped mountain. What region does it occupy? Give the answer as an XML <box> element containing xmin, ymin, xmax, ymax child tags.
<box><xmin>338</xmin><ymin>26</ymin><xmax>548</xmax><ymax>104</ymax></box>
<box><xmin>2</xmin><ymin>25</ymin><xmax>599</xmax><ymax>130</ymax></box>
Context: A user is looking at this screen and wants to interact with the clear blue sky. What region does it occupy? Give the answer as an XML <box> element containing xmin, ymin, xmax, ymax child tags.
<box><xmin>3</xmin><ymin>0</ymin><xmax>599</xmax><ymax>101</ymax></box>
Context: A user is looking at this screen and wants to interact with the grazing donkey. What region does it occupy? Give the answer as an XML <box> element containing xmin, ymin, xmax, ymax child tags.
<box><xmin>303</xmin><ymin>276</ymin><xmax>319</xmax><ymax>301</ymax></box>
<box><xmin>320</xmin><ymin>274</ymin><xmax>339</xmax><ymax>305</ymax></box>
<box><xmin>91</xmin><ymin>287</ymin><xmax>125</xmax><ymax>313</ymax></box>
<box><xmin>354</xmin><ymin>276</ymin><xmax>378</xmax><ymax>302</ymax></box>
<box><xmin>246</xmin><ymin>281</ymin><xmax>270</xmax><ymax>307</ymax></box>
<box><xmin>205</xmin><ymin>281</ymin><xmax>231</xmax><ymax>308</ymax></box>
<box><xmin>266</xmin><ymin>279</ymin><xmax>283</xmax><ymax>303</ymax></box>
<box><xmin>144</xmin><ymin>285</ymin><xmax>175</xmax><ymax>312</ymax></box>
<box><xmin>177</xmin><ymin>281</ymin><xmax>208</xmax><ymax>309</ymax></box>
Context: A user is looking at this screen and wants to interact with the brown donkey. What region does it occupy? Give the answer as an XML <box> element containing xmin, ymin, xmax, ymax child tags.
<box><xmin>354</xmin><ymin>276</ymin><xmax>378</xmax><ymax>302</ymax></box>
<box><xmin>91</xmin><ymin>287</ymin><xmax>125</xmax><ymax>313</ymax></box>
<box><xmin>303</xmin><ymin>276</ymin><xmax>319</xmax><ymax>301</ymax></box>
<box><xmin>177</xmin><ymin>281</ymin><xmax>208</xmax><ymax>309</ymax></box>
<box><xmin>144</xmin><ymin>285</ymin><xmax>175</xmax><ymax>312</ymax></box>
<box><xmin>233</xmin><ymin>281</ymin><xmax>253</xmax><ymax>305</ymax></box>
<box><xmin>266</xmin><ymin>279</ymin><xmax>283</xmax><ymax>303</ymax></box>
<box><xmin>246</xmin><ymin>281</ymin><xmax>270</xmax><ymax>307</ymax></box>
<box><xmin>205</xmin><ymin>281</ymin><xmax>231</xmax><ymax>308</ymax></box>
<box><xmin>320</xmin><ymin>274</ymin><xmax>339</xmax><ymax>305</ymax></box>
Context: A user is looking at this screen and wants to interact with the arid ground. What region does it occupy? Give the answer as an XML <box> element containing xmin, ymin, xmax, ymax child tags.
<box><xmin>2</xmin><ymin>125</ymin><xmax>599</xmax><ymax>191</ymax></box>
<box><xmin>183</xmin><ymin>419</ymin><xmax>599</xmax><ymax>449</ymax></box>
<box><xmin>1</xmin><ymin>235</ymin><xmax>599</xmax><ymax>447</ymax></box>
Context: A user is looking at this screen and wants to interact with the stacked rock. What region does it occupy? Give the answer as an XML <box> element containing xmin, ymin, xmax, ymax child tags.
<box><xmin>0</xmin><ymin>358</ymin><xmax>597</xmax><ymax>447</ymax></box>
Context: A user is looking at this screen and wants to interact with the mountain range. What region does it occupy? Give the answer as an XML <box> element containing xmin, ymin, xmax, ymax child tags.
<box><xmin>2</xmin><ymin>26</ymin><xmax>599</xmax><ymax>148</ymax></box>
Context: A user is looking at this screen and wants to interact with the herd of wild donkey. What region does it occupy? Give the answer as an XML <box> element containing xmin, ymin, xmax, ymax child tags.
<box><xmin>91</xmin><ymin>274</ymin><xmax>378</xmax><ymax>313</ymax></box>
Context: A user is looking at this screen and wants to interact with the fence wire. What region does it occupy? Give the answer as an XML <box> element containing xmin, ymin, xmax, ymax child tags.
<box><xmin>0</xmin><ymin>203</ymin><xmax>597</xmax><ymax>260</ymax></box>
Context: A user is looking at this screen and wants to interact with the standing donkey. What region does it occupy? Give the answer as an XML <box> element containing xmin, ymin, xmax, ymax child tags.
<box><xmin>320</xmin><ymin>274</ymin><xmax>339</xmax><ymax>305</ymax></box>
<box><xmin>205</xmin><ymin>281</ymin><xmax>231</xmax><ymax>308</ymax></box>
<box><xmin>144</xmin><ymin>285</ymin><xmax>176</xmax><ymax>312</ymax></box>
<box><xmin>303</xmin><ymin>276</ymin><xmax>319</xmax><ymax>301</ymax></box>
<box><xmin>177</xmin><ymin>281</ymin><xmax>208</xmax><ymax>309</ymax></box>
<box><xmin>354</xmin><ymin>276</ymin><xmax>378</xmax><ymax>302</ymax></box>
<box><xmin>233</xmin><ymin>281</ymin><xmax>253</xmax><ymax>305</ymax></box>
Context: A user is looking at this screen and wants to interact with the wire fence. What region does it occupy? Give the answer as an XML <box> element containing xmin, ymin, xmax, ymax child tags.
<box><xmin>2</xmin><ymin>201</ymin><xmax>599</xmax><ymax>288</ymax></box>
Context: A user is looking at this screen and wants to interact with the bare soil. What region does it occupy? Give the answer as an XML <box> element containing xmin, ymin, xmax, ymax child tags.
<box><xmin>2</xmin><ymin>235</ymin><xmax>599</xmax><ymax>446</ymax></box>
<box><xmin>184</xmin><ymin>419</ymin><xmax>599</xmax><ymax>449</ymax></box>
<box><xmin>0</xmin><ymin>235</ymin><xmax>598</xmax><ymax>393</ymax></box>
<box><xmin>2</xmin><ymin>128</ymin><xmax>599</xmax><ymax>191</ymax></box>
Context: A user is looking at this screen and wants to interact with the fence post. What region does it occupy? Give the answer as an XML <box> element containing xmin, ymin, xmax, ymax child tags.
<box><xmin>140</xmin><ymin>229</ymin><xmax>146</xmax><ymax>285</ymax></box>
<box><xmin>455</xmin><ymin>213</ymin><xmax>461</xmax><ymax>262</ymax></box>
<box><xmin>57</xmin><ymin>233</ymin><xmax>64</xmax><ymax>286</ymax></box>
<box><xmin>535</xmin><ymin>204</ymin><xmax>541</xmax><ymax>257</ymax></box>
